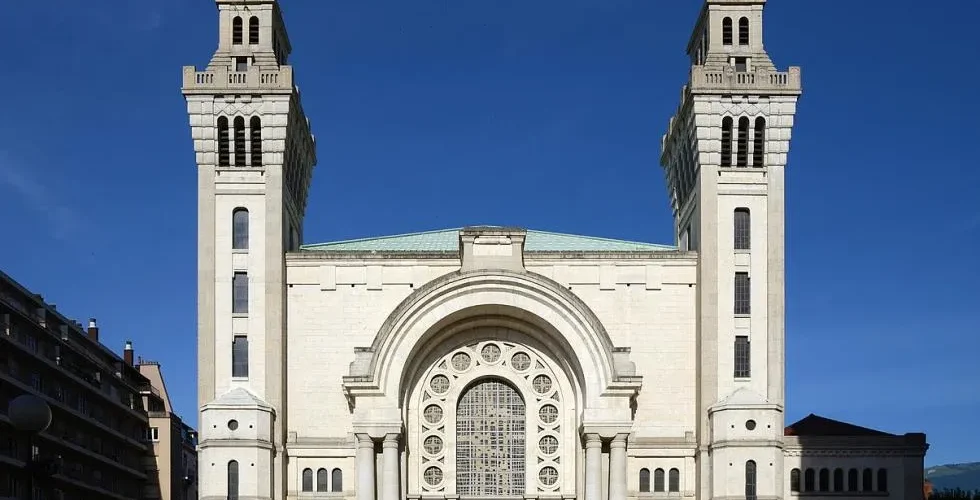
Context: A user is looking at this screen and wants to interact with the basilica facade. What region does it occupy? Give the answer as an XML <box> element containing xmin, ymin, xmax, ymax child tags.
<box><xmin>182</xmin><ymin>1</ymin><xmax>929</xmax><ymax>500</ymax></box>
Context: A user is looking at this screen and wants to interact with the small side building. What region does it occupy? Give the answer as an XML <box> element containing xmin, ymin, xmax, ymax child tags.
<box><xmin>138</xmin><ymin>358</ymin><xmax>199</xmax><ymax>500</ymax></box>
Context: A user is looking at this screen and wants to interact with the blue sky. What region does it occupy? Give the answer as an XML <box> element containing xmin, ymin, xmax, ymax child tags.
<box><xmin>1</xmin><ymin>0</ymin><xmax>977</xmax><ymax>466</ymax></box>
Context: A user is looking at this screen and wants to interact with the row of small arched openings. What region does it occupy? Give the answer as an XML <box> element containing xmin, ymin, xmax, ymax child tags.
<box><xmin>722</xmin><ymin>17</ymin><xmax>751</xmax><ymax>46</ymax></box>
<box><xmin>301</xmin><ymin>468</ymin><xmax>344</xmax><ymax>493</ymax></box>
<box><xmin>639</xmin><ymin>468</ymin><xmax>681</xmax><ymax>493</ymax></box>
<box><xmin>232</xmin><ymin>16</ymin><xmax>260</xmax><ymax>46</ymax></box>
<box><xmin>218</xmin><ymin>116</ymin><xmax>263</xmax><ymax>168</ymax></box>
<box><xmin>721</xmin><ymin>116</ymin><xmax>766</xmax><ymax>168</ymax></box>
<box><xmin>790</xmin><ymin>467</ymin><xmax>889</xmax><ymax>493</ymax></box>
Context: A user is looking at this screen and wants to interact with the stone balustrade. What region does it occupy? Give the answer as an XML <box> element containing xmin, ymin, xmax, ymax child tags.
<box><xmin>690</xmin><ymin>65</ymin><xmax>802</xmax><ymax>94</ymax></box>
<box><xmin>181</xmin><ymin>65</ymin><xmax>294</xmax><ymax>94</ymax></box>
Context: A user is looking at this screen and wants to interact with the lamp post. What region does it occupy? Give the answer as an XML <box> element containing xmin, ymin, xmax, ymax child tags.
<box><xmin>8</xmin><ymin>394</ymin><xmax>53</xmax><ymax>500</ymax></box>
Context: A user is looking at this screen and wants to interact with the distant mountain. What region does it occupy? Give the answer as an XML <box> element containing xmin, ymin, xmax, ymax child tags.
<box><xmin>927</xmin><ymin>463</ymin><xmax>980</xmax><ymax>492</ymax></box>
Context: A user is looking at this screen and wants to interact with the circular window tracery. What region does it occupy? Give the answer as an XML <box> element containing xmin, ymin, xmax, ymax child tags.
<box><xmin>429</xmin><ymin>375</ymin><xmax>450</xmax><ymax>394</ymax></box>
<box><xmin>423</xmin><ymin>435</ymin><xmax>443</xmax><ymax>455</ymax></box>
<box><xmin>539</xmin><ymin>466</ymin><xmax>559</xmax><ymax>487</ymax></box>
<box><xmin>539</xmin><ymin>435</ymin><xmax>559</xmax><ymax>455</ymax></box>
<box><xmin>511</xmin><ymin>352</ymin><xmax>531</xmax><ymax>371</ymax></box>
<box><xmin>532</xmin><ymin>374</ymin><xmax>553</xmax><ymax>394</ymax></box>
<box><xmin>451</xmin><ymin>352</ymin><xmax>471</xmax><ymax>371</ymax></box>
<box><xmin>423</xmin><ymin>404</ymin><xmax>443</xmax><ymax>424</ymax></box>
<box><xmin>423</xmin><ymin>466</ymin><xmax>443</xmax><ymax>486</ymax></box>
<box><xmin>539</xmin><ymin>404</ymin><xmax>559</xmax><ymax>424</ymax></box>
<box><xmin>481</xmin><ymin>344</ymin><xmax>501</xmax><ymax>363</ymax></box>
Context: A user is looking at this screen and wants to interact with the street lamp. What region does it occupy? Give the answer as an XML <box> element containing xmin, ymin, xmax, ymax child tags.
<box><xmin>8</xmin><ymin>394</ymin><xmax>55</xmax><ymax>500</ymax></box>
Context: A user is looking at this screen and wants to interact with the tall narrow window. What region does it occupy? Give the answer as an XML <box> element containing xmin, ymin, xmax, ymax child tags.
<box><xmin>721</xmin><ymin>117</ymin><xmax>734</xmax><ymax>167</ymax></box>
<box><xmin>745</xmin><ymin>461</ymin><xmax>757</xmax><ymax>500</ymax></box>
<box><xmin>232</xmin><ymin>208</ymin><xmax>249</xmax><ymax>250</ymax></box>
<box><xmin>819</xmin><ymin>469</ymin><xmax>829</xmax><ymax>492</ymax></box>
<box><xmin>228</xmin><ymin>460</ymin><xmax>239</xmax><ymax>500</ymax></box>
<box><xmin>734</xmin><ymin>336</ymin><xmax>751</xmax><ymax>378</ymax></box>
<box><xmin>790</xmin><ymin>469</ymin><xmax>801</xmax><ymax>493</ymax></box>
<box><xmin>639</xmin><ymin>469</ymin><xmax>650</xmax><ymax>493</ymax></box>
<box><xmin>250</xmin><ymin>117</ymin><xmax>263</xmax><ymax>167</ymax></box>
<box><xmin>804</xmin><ymin>469</ymin><xmax>815</xmax><ymax>492</ymax></box>
<box><xmin>734</xmin><ymin>208</ymin><xmax>750</xmax><ymax>250</ymax></box>
<box><xmin>753</xmin><ymin>117</ymin><xmax>766</xmax><ymax>167</ymax></box>
<box><xmin>232</xmin><ymin>17</ymin><xmax>243</xmax><ymax>45</ymax></box>
<box><xmin>737</xmin><ymin>117</ymin><xmax>750</xmax><ymax>167</ymax></box>
<box><xmin>862</xmin><ymin>468</ymin><xmax>873</xmax><ymax>491</ymax></box>
<box><xmin>833</xmin><ymin>468</ymin><xmax>844</xmax><ymax>491</ymax></box>
<box><xmin>302</xmin><ymin>468</ymin><xmax>313</xmax><ymax>492</ymax></box>
<box><xmin>456</xmin><ymin>379</ymin><xmax>525</xmax><ymax>497</ymax></box>
<box><xmin>654</xmin><ymin>468</ymin><xmax>665</xmax><ymax>492</ymax></box>
<box><xmin>233</xmin><ymin>272</ymin><xmax>249</xmax><ymax>314</ymax></box>
<box><xmin>234</xmin><ymin>117</ymin><xmax>246</xmax><ymax>167</ymax></box>
<box><xmin>232</xmin><ymin>335</ymin><xmax>249</xmax><ymax>378</ymax></box>
<box><xmin>332</xmin><ymin>469</ymin><xmax>343</xmax><ymax>492</ymax></box>
<box><xmin>722</xmin><ymin>17</ymin><xmax>733</xmax><ymax>45</ymax></box>
<box><xmin>249</xmin><ymin>17</ymin><xmax>260</xmax><ymax>45</ymax></box>
<box><xmin>734</xmin><ymin>272</ymin><xmax>750</xmax><ymax>315</ymax></box>
<box><xmin>217</xmin><ymin>117</ymin><xmax>230</xmax><ymax>167</ymax></box>
<box><xmin>848</xmin><ymin>469</ymin><xmax>859</xmax><ymax>491</ymax></box>
<box><xmin>738</xmin><ymin>17</ymin><xmax>750</xmax><ymax>45</ymax></box>
<box><xmin>877</xmin><ymin>469</ymin><xmax>887</xmax><ymax>492</ymax></box>
<box><xmin>668</xmin><ymin>468</ymin><xmax>680</xmax><ymax>492</ymax></box>
<box><xmin>317</xmin><ymin>468</ymin><xmax>328</xmax><ymax>492</ymax></box>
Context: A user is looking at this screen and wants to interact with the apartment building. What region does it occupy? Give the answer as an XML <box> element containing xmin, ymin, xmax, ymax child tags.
<box><xmin>139</xmin><ymin>359</ymin><xmax>199</xmax><ymax>500</ymax></box>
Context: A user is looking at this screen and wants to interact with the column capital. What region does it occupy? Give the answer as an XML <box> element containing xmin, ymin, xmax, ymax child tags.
<box><xmin>356</xmin><ymin>433</ymin><xmax>375</xmax><ymax>448</ymax></box>
<box><xmin>610</xmin><ymin>433</ymin><xmax>628</xmax><ymax>448</ymax></box>
<box><xmin>584</xmin><ymin>433</ymin><xmax>602</xmax><ymax>448</ymax></box>
<box><xmin>383</xmin><ymin>433</ymin><xmax>401</xmax><ymax>448</ymax></box>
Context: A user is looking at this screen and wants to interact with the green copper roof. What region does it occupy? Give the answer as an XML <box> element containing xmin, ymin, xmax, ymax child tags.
<box><xmin>301</xmin><ymin>228</ymin><xmax>675</xmax><ymax>253</ymax></box>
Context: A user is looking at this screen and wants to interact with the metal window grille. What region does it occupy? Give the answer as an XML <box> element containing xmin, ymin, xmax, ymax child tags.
<box><xmin>668</xmin><ymin>468</ymin><xmax>680</xmax><ymax>492</ymax></box>
<box><xmin>250</xmin><ymin>117</ymin><xmax>263</xmax><ymax>167</ymax></box>
<box><xmin>753</xmin><ymin>117</ymin><xmax>766</xmax><ymax>167</ymax></box>
<box><xmin>302</xmin><ymin>469</ymin><xmax>313</xmax><ymax>492</ymax></box>
<box><xmin>234</xmin><ymin>117</ymin><xmax>247</xmax><ymax>167</ymax></box>
<box><xmin>249</xmin><ymin>17</ymin><xmax>260</xmax><ymax>45</ymax></box>
<box><xmin>745</xmin><ymin>461</ymin><xmax>757</xmax><ymax>500</ymax></box>
<box><xmin>456</xmin><ymin>379</ymin><xmax>525</xmax><ymax>497</ymax></box>
<box><xmin>232</xmin><ymin>336</ymin><xmax>249</xmax><ymax>378</ymax></box>
<box><xmin>232</xmin><ymin>17</ymin><xmax>243</xmax><ymax>45</ymax></box>
<box><xmin>734</xmin><ymin>273</ymin><xmax>750</xmax><ymax>315</ymax></box>
<box><xmin>233</xmin><ymin>272</ymin><xmax>249</xmax><ymax>314</ymax></box>
<box><xmin>232</xmin><ymin>209</ymin><xmax>249</xmax><ymax>250</ymax></box>
<box><xmin>791</xmin><ymin>469</ymin><xmax>801</xmax><ymax>492</ymax></box>
<box><xmin>734</xmin><ymin>209</ymin><xmax>750</xmax><ymax>250</ymax></box>
<box><xmin>722</xmin><ymin>17</ymin><xmax>733</xmax><ymax>45</ymax></box>
<box><xmin>317</xmin><ymin>468</ymin><xmax>328</xmax><ymax>492</ymax></box>
<box><xmin>332</xmin><ymin>469</ymin><xmax>343</xmax><ymax>492</ymax></box>
<box><xmin>734</xmin><ymin>336</ymin><xmax>751</xmax><ymax>378</ymax></box>
<box><xmin>654</xmin><ymin>468</ymin><xmax>665</xmax><ymax>492</ymax></box>
<box><xmin>721</xmin><ymin>117</ymin><xmax>733</xmax><ymax>167</ymax></box>
<box><xmin>217</xmin><ymin>117</ymin><xmax>230</xmax><ymax>167</ymax></box>
<box><xmin>639</xmin><ymin>469</ymin><xmax>650</xmax><ymax>492</ymax></box>
<box><xmin>738</xmin><ymin>17</ymin><xmax>750</xmax><ymax>45</ymax></box>
<box><xmin>737</xmin><ymin>117</ymin><xmax>750</xmax><ymax>167</ymax></box>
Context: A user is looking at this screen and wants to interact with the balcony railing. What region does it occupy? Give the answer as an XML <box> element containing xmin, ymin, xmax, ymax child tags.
<box><xmin>182</xmin><ymin>66</ymin><xmax>294</xmax><ymax>93</ymax></box>
<box><xmin>690</xmin><ymin>65</ymin><xmax>801</xmax><ymax>94</ymax></box>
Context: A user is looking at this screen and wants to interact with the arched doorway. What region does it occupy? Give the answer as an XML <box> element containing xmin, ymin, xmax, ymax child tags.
<box><xmin>456</xmin><ymin>379</ymin><xmax>526</xmax><ymax>497</ymax></box>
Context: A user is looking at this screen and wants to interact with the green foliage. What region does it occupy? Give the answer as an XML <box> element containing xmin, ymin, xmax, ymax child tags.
<box><xmin>930</xmin><ymin>488</ymin><xmax>980</xmax><ymax>500</ymax></box>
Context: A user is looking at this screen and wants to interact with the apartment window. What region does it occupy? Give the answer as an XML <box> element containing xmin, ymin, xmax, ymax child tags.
<box><xmin>862</xmin><ymin>468</ymin><xmax>873</xmax><ymax>491</ymax></box>
<box><xmin>232</xmin><ymin>336</ymin><xmax>249</xmax><ymax>378</ymax></box>
<box><xmin>668</xmin><ymin>468</ymin><xmax>680</xmax><ymax>492</ymax></box>
<box><xmin>146</xmin><ymin>427</ymin><xmax>159</xmax><ymax>442</ymax></box>
<box><xmin>302</xmin><ymin>468</ymin><xmax>313</xmax><ymax>492</ymax></box>
<box><xmin>745</xmin><ymin>461</ymin><xmax>757</xmax><ymax>500</ymax></box>
<box><xmin>250</xmin><ymin>116</ymin><xmax>263</xmax><ymax>167</ymax></box>
<box><xmin>734</xmin><ymin>272</ymin><xmax>750</xmax><ymax>314</ymax></box>
<box><xmin>316</xmin><ymin>468</ymin><xmax>328</xmax><ymax>492</ymax></box>
<box><xmin>805</xmin><ymin>468</ymin><xmax>816</xmax><ymax>492</ymax></box>
<box><xmin>722</xmin><ymin>17</ymin><xmax>733</xmax><ymax>45</ymax></box>
<box><xmin>848</xmin><ymin>468</ymin><xmax>859</xmax><ymax>491</ymax></box>
<box><xmin>738</xmin><ymin>17</ymin><xmax>750</xmax><ymax>45</ymax></box>
<box><xmin>653</xmin><ymin>468</ymin><xmax>665</xmax><ymax>492</ymax></box>
<box><xmin>332</xmin><ymin>469</ymin><xmax>343</xmax><ymax>492</ymax></box>
<box><xmin>833</xmin><ymin>468</ymin><xmax>844</xmax><ymax>491</ymax></box>
<box><xmin>737</xmin><ymin>117</ymin><xmax>750</xmax><ymax>166</ymax></box>
<box><xmin>734</xmin><ymin>208</ymin><xmax>750</xmax><ymax>250</ymax></box>
<box><xmin>753</xmin><ymin>117</ymin><xmax>766</xmax><ymax>167</ymax></box>
<box><xmin>877</xmin><ymin>469</ymin><xmax>888</xmax><ymax>492</ymax></box>
<box><xmin>232</xmin><ymin>17</ymin><xmax>243</xmax><ymax>45</ymax></box>
<box><xmin>819</xmin><ymin>468</ymin><xmax>829</xmax><ymax>492</ymax></box>
<box><xmin>234</xmin><ymin>117</ymin><xmax>246</xmax><ymax>167</ymax></box>
<box><xmin>248</xmin><ymin>17</ymin><xmax>260</xmax><ymax>45</ymax></box>
<box><xmin>639</xmin><ymin>468</ymin><xmax>650</xmax><ymax>492</ymax></box>
<box><xmin>233</xmin><ymin>272</ymin><xmax>248</xmax><ymax>314</ymax></box>
<box><xmin>734</xmin><ymin>336</ymin><xmax>751</xmax><ymax>378</ymax></box>
<box><xmin>790</xmin><ymin>469</ymin><xmax>801</xmax><ymax>493</ymax></box>
<box><xmin>228</xmin><ymin>460</ymin><xmax>239</xmax><ymax>500</ymax></box>
<box><xmin>232</xmin><ymin>208</ymin><xmax>249</xmax><ymax>250</ymax></box>
<box><xmin>721</xmin><ymin>117</ymin><xmax>733</xmax><ymax>167</ymax></box>
<box><xmin>217</xmin><ymin>117</ymin><xmax>230</xmax><ymax>167</ymax></box>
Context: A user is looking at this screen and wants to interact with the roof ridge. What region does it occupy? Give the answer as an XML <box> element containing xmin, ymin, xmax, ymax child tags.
<box><xmin>527</xmin><ymin>229</ymin><xmax>673</xmax><ymax>248</ymax></box>
<box><xmin>302</xmin><ymin>227</ymin><xmax>462</xmax><ymax>248</ymax></box>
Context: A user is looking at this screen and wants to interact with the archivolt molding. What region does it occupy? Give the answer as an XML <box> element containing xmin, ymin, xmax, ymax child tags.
<box><xmin>343</xmin><ymin>270</ymin><xmax>641</xmax><ymax>410</ymax></box>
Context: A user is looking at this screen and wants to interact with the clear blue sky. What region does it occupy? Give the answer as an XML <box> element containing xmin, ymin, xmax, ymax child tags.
<box><xmin>1</xmin><ymin>0</ymin><xmax>977</xmax><ymax>466</ymax></box>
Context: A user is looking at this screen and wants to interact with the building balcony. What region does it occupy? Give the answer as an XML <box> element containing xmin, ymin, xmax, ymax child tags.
<box><xmin>689</xmin><ymin>65</ymin><xmax>802</xmax><ymax>95</ymax></box>
<box><xmin>182</xmin><ymin>65</ymin><xmax>295</xmax><ymax>95</ymax></box>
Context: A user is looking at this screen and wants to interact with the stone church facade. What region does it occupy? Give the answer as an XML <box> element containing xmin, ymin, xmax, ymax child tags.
<box><xmin>181</xmin><ymin>1</ymin><xmax>929</xmax><ymax>500</ymax></box>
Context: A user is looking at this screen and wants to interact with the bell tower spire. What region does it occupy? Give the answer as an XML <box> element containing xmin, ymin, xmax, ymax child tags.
<box><xmin>182</xmin><ymin>0</ymin><xmax>317</xmax><ymax>498</ymax></box>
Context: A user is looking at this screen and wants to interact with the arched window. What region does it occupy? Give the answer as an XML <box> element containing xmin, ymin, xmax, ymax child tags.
<box><xmin>745</xmin><ymin>461</ymin><xmax>757</xmax><ymax>500</ymax></box>
<box><xmin>457</xmin><ymin>379</ymin><xmax>525</xmax><ymax>497</ymax></box>
<box><xmin>228</xmin><ymin>460</ymin><xmax>239</xmax><ymax>500</ymax></box>
<box><xmin>804</xmin><ymin>468</ymin><xmax>815</xmax><ymax>492</ymax></box>
<box><xmin>737</xmin><ymin>117</ymin><xmax>750</xmax><ymax>167</ymax></box>
<box><xmin>862</xmin><ymin>468</ymin><xmax>873</xmax><ymax>491</ymax></box>
<box><xmin>217</xmin><ymin>117</ymin><xmax>230</xmax><ymax>167</ymax></box>
<box><xmin>790</xmin><ymin>468</ymin><xmax>801</xmax><ymax>492</ymax></box>
<box><xmin>250</xmin><ymin>117</ymin><xmax>263</xmax><ymax>167</ymax></box>
<box><xmin>819</xmin><ymin>468</ymin><xmax>830</xmax><ymax>492</ymax></box>
<box><xmin>722</xmin><ymin>17</ymin><xmax>733</xmax><ymax>45</ymax></box>
<box><xmin>301</xmin><ymin>468</ymin><xmax>313</xmax><ymax>492</ymax></box>
<box><xmin>249</xmin><ymin>17</ymin><xmax>260</xmax><ymax>45</ymax></box>
<box><xmin>639</xmin><ymin>468</ymin><xmax>651</xmax><ymax>492</ymax></box>
<box><xmin>753</xmin><ymin>117</ymin><xmax>766</xmax><ymax>167</ymax></box>
<box><xmin>877</xmin><ymin>469</ymin><xmax>888</xmax><ymax>492</ymax></box>
<box><xmin>232</xmin><ymin>208</ymin><xmax>249</xmax><ymax>250</ymax></box>
<box><xmin>332</xmin><ymin>468</ymin><xmax>343</xmax><ymax>492</ymax></box>
<box><xmin>734</xmin><ymin>208</ymin><xmax>750</xmax><ymax>250</ymax></box>
<box><xmin>738</xmin><ymin>17</ymin><xmax>750</xmax><ymax>45</ymax></box>
<box><xmin>833</xmin><ymin>468</ymin><xmax>844</xmax><ymax>491</ymax></box>
<box><xmin>721</xmin><ymin>117</ymin><xmax>734</xmax><ymax>167</ymax></box>
<box><xmin>848</xmin><ymin>469</ymin><xmax>859</xmax><ymax>491</ymax></box>
<box><xmin>668</xmin><ymin>468</ymin><xmax>680</xmax><ymax>492</ymax></box>
<box><xmin>317</xmin><ymin>468</ymin><xmax>328</xmax><ymax>491</ymax></box>
<box><xmin>653</xmin><ymin>468</ymin><xmax>665</xmax><ymax>492</ymax></box>
<box><xmin>232</xmin><ymin>17</ymin><xmax>243</xmax><ymax>45</ymax></box>
<box><xmin>234</xmin><ymin>117</ymin><xmax>246</xmax><ymax>167</ymax></box>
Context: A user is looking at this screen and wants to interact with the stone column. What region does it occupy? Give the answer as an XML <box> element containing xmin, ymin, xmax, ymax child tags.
<box><xmin>382</xmin><ymin>433</ymin><xmax>400</xmax><ymax>500</ymax></box>
<box><xmin>356</xmin><ymin>434</ymin><xmax>376</xmax><ymax>500</ymax></box>
<box><xmin>609</xmin><ymin>434</ymin><xmax>628</xmax><ymax>500</ymax></box>
<box><xmin>585</xmin><ymin>434</ymin><xmax>602</xmax><ymax>500</ymax></box>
